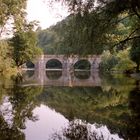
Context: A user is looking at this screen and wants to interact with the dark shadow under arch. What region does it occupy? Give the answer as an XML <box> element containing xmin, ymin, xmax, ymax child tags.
<box><xmin>46</xmin><ymin>59</ymin><xmax>62</xmax><ymax>69</ymax></box>
<box><xmin>26</xmin><ymin>61</ymin><xmax>35</xmax><ymax>69</ymax></box>
<box><xmin>74</xmin><ymin>60</ymin><xmax>91</xmax><ymax>70</ymax></box>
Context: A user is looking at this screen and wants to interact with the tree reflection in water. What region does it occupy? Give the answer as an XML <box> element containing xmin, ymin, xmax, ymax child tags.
<box><xmin>0</xmin><ymin>116</ymin><xmax>25</xmax><ymax>140</ymax></box>
<box><xmin>49</xmin><ymin>119</ymin><xmax>123</xmax><ymax>140</ymax></box>
<box><xmin>127</xmin><ymin>81</ymin><xmax>140</xmax><ymax>140</ymax></box>
<box><xmin>10</xmin><ymin>86</ymin><xmax>42</xmax><ymax>129</ymax></box>
<box><xmin>0</xmin><ymin>74</ymin><xmax>140</xmax><ymax>140</ymax></box>
<box><xmin>74</xmin><ymin>71</ymin><xmax>90</xmax><ymax>79</ymax></box>
<box><xmin>46</xmin><ymin>71</ymin><xmax>62</xmax><ymax>80</ymax></box>
<box><xmin>0</xmin><ymin>83</ymin><xmax>43</xmax><ymax>140</ymax></box>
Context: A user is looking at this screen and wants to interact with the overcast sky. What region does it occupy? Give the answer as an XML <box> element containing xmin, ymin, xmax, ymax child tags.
<box><xmin>26</xmin><ymin>0</ymin><xmax>69</xmax><ymax>29</ymax></box>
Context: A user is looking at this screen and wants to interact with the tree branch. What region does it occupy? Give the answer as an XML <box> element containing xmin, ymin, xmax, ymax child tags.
<box><xmin>112</xmin><ymin>27</ymin><xmax>140</xmax><ymax>47</ymax></box>
<box><xmin>113</xmin><ymin>35</ymin><xmax>140</xmax><ymax>47</ymax></box>
<box><xmin>127</xmin><ymin>28</ymin><xmax>140</xmax><ymax>38</ymax></box>
<box><xmin>132</xmin><ymin>7</ymin><xmax>140</xmax><ymax>20</ymax></box>
<box><xmin>114</xmin><ymin>13</ymin><xmax>135</xmax><ymax>24</ymax></box>
<box><xmin>0</xmin><ymin>25</ymin><xmax>5</xmax><ymax>38</ymax></box>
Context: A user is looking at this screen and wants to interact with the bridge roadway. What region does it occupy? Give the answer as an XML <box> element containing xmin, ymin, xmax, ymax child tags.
<box><xmin>21</xmin><ymin>55</ymin><xmax>101</xmax><ymax>87</ymax></box>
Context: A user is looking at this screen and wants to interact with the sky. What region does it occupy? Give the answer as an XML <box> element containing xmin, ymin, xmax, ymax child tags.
<box><xmin>26</xmin><ymin>0</ymin><xmax>69</xmax><ymax>29</ymax></box>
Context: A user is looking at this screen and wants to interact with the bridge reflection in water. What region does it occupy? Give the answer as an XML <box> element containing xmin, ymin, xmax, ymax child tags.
<box><xmin>21</xmin><ymin>69</ymin><xmax>101</xmax><ymax>87</ymax></box>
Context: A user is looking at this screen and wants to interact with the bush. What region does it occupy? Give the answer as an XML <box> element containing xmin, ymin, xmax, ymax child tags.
<box><xmin>99</xmin><ymin>51</ymin><xmax>118</xmax><ymax>72</ymax></box>
<box><xmin>113</xmin><ymin>48</ymin><xmax>136</xmax><ymax>72</ymax></box>
<box><xmin>100</xmin><ymin>49</ymin><xmax>136</xmax><ymax>72</ymax></box>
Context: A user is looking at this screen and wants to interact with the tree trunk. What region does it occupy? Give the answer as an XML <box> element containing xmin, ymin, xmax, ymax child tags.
<box><xmin>136</xmin><ymin>63</ymin><xmax>140</xmax><ymax>72</ymax></box>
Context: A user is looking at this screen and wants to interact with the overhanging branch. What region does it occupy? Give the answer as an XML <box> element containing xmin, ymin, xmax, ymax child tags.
<box><xmin>113</xmin><ymin>35</ymin><xmax>140</xmax><ymax>47</ymax></box>
<box><xmin>132</xmin><ymin>6</ymin><xmax>140</xmax><ymax>20</ymax></box>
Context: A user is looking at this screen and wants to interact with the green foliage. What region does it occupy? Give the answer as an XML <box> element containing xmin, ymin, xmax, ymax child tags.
<box><xmin>0</xmin><ymin>0</ymin><xmax>27</xmax><ymax>37</ymax></box>
<box><xmin>0</xmin><ymin>40</ymin><xmax>17</xmax><ymax>76</ymax></box>
<box><xmin>99</xmin><ymin>51</ymin><xmax>118</xmax><ymax>72</ymax></box>
<box><xmin>0</xmin><ymin>0</ymin><xmax>40</xmax><ymax>76</ymax></box>
<box><xmin>11</xmin><ymin>30</ymin><xmax>42</xmax><ymax>66</ymax></box>
<box><xmin>100</xmin><ymin>49</ymin><xmax>136</xmax><ymax>72</ymax></box>
<box><xmin>37</xmin><ymin>14</ymin><xmax>109</xmax><ymax>55</ymax></box>
<box><xmin>114</xmin><ymin>48</ymin><xmax>136</xmax><ymax>71</ymax></box>
<box><xmin>37</xmin><ymin>10</ymin><xmax>133</xmax><ymax>56</ymax></box>
<box><xmin>47</xmin><ymin>0</ymin><xmax>140</xmax><ymax>69</ymax></box>
<box><xmin>37</xmin><ymin>28</ymin><xmax>60</xmax><ymax>54</ymax></box>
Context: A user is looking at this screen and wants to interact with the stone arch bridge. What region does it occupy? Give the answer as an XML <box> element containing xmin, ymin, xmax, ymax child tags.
<box><xmin>22</xmin><ymin>55</ymin><xmax>101</xmax><ymax>86</ymax></box>
<box><xmin>34</xmin><ymin>55</ymin><xmax>101</xmax><ymax>70</ymax></box>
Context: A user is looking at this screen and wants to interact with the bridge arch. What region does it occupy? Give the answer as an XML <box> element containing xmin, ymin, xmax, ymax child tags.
<box><xmin>22</xmin><ymin>61</ymin><xmax>35</xmax><ymax>69</ymax></box>
<box><xmin>74</xmin><ymin>59</ymin><xmax>91</xmax><ymax>70</ymax></box>
<box><xmin>46</xmin><ymin>59</ymin><xmax>62</xmax><ymax>69</ymax></box>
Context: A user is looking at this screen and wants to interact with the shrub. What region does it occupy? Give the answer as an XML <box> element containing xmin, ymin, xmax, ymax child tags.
<box><xmin>100</xmin><ymin>51</ymin><xmax>118</xmax><ymax>72</ymax></box>
<box><xmin>113</xmin><ymin>48</ymin><xmax>136</xmax><ymax>71</ymax></box>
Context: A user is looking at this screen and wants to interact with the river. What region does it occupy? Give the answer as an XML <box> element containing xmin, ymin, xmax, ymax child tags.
<box><xmin>0</xmin><ymin>70</ymin><xmax>140</xmax><ymax>140</ymax></box>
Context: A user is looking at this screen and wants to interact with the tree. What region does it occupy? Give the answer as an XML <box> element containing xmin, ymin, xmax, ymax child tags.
<box><xmin>10</xmin><ymin>29</ymin><xmax>42</xmax><ymax>67</ymax></box>
<box><xmin>0</xmin><ymin>0</ymin><xmax>27</xmax><ymax>37</ymax></box>
<box><xmin>37</xmin><ymin>28</ymin><xmax>59</xmax><ymax>54</ymax></box>
<box><xmin>50</xmin><ymin>0</ymin><xmax>140</xmax><ymax>53</ymax></box>
<box><xmin>0</xmin><ymin>40</ymin><xmax>16</xmax><ymax>75</ymax></box>
<box><xmin>0</xmin><ymin>0</ymin><xmax>42</xmax><ymax>76</ymax></box>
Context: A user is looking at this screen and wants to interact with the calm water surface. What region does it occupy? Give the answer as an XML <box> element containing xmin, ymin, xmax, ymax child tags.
<box><xmin>0</xmin><ymin>71</ymin><xmax>140</xmax><ymax>140</ymax></box>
